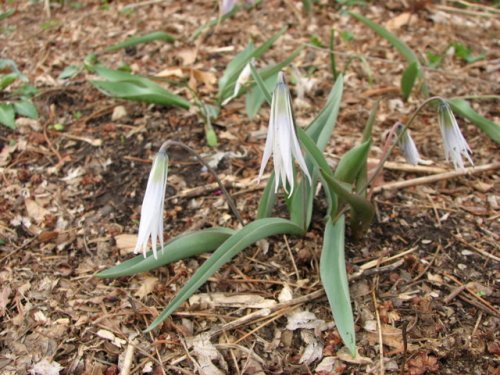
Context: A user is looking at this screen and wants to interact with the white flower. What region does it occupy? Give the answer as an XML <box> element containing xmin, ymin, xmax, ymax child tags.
<box><xmin>396</xmin><ymin>124</ymin><xmax>420</xmax><ymax>165</ymax></box>
<box><xmin>134</xmin><ymin>151</ymin><xmax>169</xmax><ymax>259</ymax></box>
<box><xmin>220</xmin><ymin>0</ymin><xmax>236</xmax><ymax>16</ymax></box>
<box><xmin>222</xmin><ymin>60</ymin><xmax>253</xmax><ymax>105</ymax></box>
<box><xmin>258</xmin><ymin>71</ymin><xmax>311</xmax><ymax>194</ymax></box>
<box><xmin>438</xmin><ymin>101</ymin><xmax>473</xmax><ymax>170</ymax></box>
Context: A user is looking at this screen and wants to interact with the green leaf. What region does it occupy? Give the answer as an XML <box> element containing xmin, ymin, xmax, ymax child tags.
<box><xmin>0</xmin><ymin>73</ymin><xmax>18</xmax><ymax>91</ymax></box>
<box><xmin>349</xmin><ymin>12</ymin><xmax>419</xmax><ymax>64</ymax></box>
<box><xmin>320</xmin><ymin>171</ymin><xmax>374</xmax><ymax>237</ymax></box>
<box><xmin>0</xmin><ymin>9</ymin><xmax>15</xmax><ymax>21</ymax></box>
<box><xmin>105</xmin><ymin>31</ymin><xmax>175</xmax><ymax>52</ymax></box>
<box><xmin>58</xmin><ymin>65</ymin><xmax>80</xmax><ymax>80</ymax></box>
<box><xmin>452</xmin><ymin>42</ymin><xmax>485</xmax><ymax>64</ymax></box>
<box><xmin>256</xmin><ymin>173</ymin><xmax>277</xmax><ymax>219</ymax></box>
<box><xmin>329</xmin><ymin>29</ymin><xmax>338</xmax><ymax>80</ymax></box>
<box><xmin>320</xmin><ymin>215</ymin><xmax>356</xmax><ymax>356</ymax></box>
<box><xmin>146</xmin><ymin>218</ymin><xmax>304</xmax><ymax>332</ymax></box>
<box><xmin>448</xmin><ymin>99</ymin><xmax>500</xmax><ymax>144</ymax></box>
<box><xmin>0</xmin><ymin>103</ymin><xmax>15</xmax><ymax>129</ymax></box>
<box><xmin>401</xmin><ymin>61</ymin><xmax>419</xmax><ymax>101</ymax></box>
<box><xmin>218</xmin><ymin>27</ymin><xmax>287</xmax><ymax>103</ymax></box>
<box><xmin>334</xmin><ymin>140</ymin><xmax>371</xmax><ymax>184</ymax></box>
<box><xmin>246</xmin><ymin>72</ymin><xmax>277</xmax><ymax>118</ymax></box>
<box><xmin>306</xmin><ymin>74</ymin><xmax>344</xmax><ymax>151</ymax></box>
<box><xmin>249</xmin><ymin>63</ymin><xmax>272</xmax><ymax>105</ymax></box>
<box><xmin>91</xmin><ymin>80</ymin><xmax>190</xmax><ymax>109</ymax></box>
<box><xmin>96</xmin><ymin>228</ymin><xmax>235</xmax><ymax>278</ymax></box>
<box><xmin>13</xmin><ymin>100</ymin><xmax>38</xmax><ymax>119</ymax></box>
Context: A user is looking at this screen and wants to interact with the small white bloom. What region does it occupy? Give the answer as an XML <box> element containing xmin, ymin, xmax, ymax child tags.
<box><xmin>134</xmin><ymin>151</ymin><xmax>169</xmax><ymax>259</ymax></box>
<box><xmin>222</xmin><ymin>60</ymin><xmax>253</xmax><ymax>105</ymax></box>
<box><xmin>438</xmin><ymin>101</ymin><xmax>473</xmax><ymax>170</ymax></box>
<box><xmin>220</xmin><ymin>0</ymin><xmax>236</xmax><ymax>16</ymax></box>
<box><xmin>396</xmin><ymin>124</ymin><xmax>420</xmax><ymax>165</ymax></box>
<box><xmin>258</xmin><ymin>71</ymin><xmax>312</xmax><ymax>194</ymax></box>
<box><xmin>292</xmin><ymin>66</ymin><xmax>317</xmax><ymax>102</ymax></box>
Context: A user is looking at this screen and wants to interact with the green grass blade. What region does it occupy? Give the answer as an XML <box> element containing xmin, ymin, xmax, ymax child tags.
<box><xmin>96</xmin><ymin>228</ymin><xmax>235</xmax><ymax>278</ymax></box>
<box><xmin>146</xmin><ymin>218</ymin><xmax>304</xmax><ymax>332</ymax></box>
<box><xmin>105</xmin><ymin>31</ymin><xmax>175</xmax><ymax>52</ymax></box>
<box><xmin>321</xmin><ymin>215</ymin><xmax>356</xmax><ymax>356</ymax></box>
<box><xmin>448</xmin><ymin>98</ymin><xmax>500</xmax><ymax>144</ymax></box>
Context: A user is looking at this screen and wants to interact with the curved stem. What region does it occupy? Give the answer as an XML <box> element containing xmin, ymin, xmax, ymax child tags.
<box><xmin>365</xmin><ymin>96</ymin><xmax>444</xmax><ymax>195</ymax></box>
<box><xmin>159</xmin><ymin>140</ymin><xmax>244</xmax><ymax>226</ymax></box>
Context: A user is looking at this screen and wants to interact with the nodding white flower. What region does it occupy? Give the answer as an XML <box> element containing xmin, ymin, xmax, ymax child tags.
<box><xmin>258</xmin><ymin>71</ymin><xmax>312</xmax><ymax>195</ymax></box>
<box><xmin>220</xmin><ymin>0</ymin><xmax>236</xmax><ymax>16</ymax></box>
<box><xmin>396</xmin><ymin>123</ymin><xmax>420</xmax><ymax>165</ymax></box>
<box><xmin>438</xmin><ymin>101</ymin><xmax>473</xmax><ymax>170</ymax></box>
<box><xmin>134</xmin><ymin>151</ymin><xmax>169</xmax><ymax>259</ymax></box>
<box><xmin>222</xmin><ymin>60</ymin><xmax>253</xmax><ymax>105</ymax></box>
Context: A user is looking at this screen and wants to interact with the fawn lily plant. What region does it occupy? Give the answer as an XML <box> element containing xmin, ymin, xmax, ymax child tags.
<box><xmin>258</xmin><ymin>71</ymin><xmax>311</xmax><ymax>195</ymax></box>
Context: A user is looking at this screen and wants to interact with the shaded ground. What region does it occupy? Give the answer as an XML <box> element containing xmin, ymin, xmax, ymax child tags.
<box><xmin>1</xmin><ymin>1</ymin><xmax>499</xmax><ymax>374</ymax></box>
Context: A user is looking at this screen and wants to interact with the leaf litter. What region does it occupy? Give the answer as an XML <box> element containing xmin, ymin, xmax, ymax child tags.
<box><xmin>0</xmin><ymin>1</ymin><xmax>499</xmax><ymax>374</ymax></box>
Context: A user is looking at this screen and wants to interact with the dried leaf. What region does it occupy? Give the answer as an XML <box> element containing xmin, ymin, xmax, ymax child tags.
<box><xmin>189</xmin><ymin>293</ymin><xmax>276</xmax><ymax>309</ymax></box>
<box><xmin>134</xmin><ymin>276</ymin><xmax>158</xmax><ymax>299</ymax></box>
<box><xmin>25</xmin><ymin>198</ymin><xmax>49</xmax><ymax>224</ymax></box>
<box><xmin>0</xmin><ymin>286</ymin><xmax>11</xmax><ymax>317</ymax></box>
<box><xmin>114</xmin><ymin>234</ymin><xmax>137</xmax><ymax>255</ymax></box>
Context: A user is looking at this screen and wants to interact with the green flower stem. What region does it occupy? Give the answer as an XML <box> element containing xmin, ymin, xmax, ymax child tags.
<box><xmin>159</xmin><ymin>140</ymin><xmax>243</xmax><ymax>226</ymax></box>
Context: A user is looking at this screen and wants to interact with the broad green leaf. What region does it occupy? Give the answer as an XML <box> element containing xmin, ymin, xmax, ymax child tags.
<box><xmin>146</xmin><ymin>218</ymin><xmax>304</xmax><ymax>332</ymax></box>
<box><xmin>105</xmin><ymin>31</ymin><xmax>175</xmax><ymax>52</ymax></box>
<box><xmin>249</xmin><ymin>63</ymin><xmax>272</xmax><ymax>105</ymax></box>
<box><xmin>91</xmin><ymin>80</ymin><xmax>190</xmax><ymax>109</ymax></box>
<box><xmin>0</xmin><ymin>103</ymin><xmax>15</xmax><ymax>129</ymax></box>
<box><xmin>297</xmin><ymin>128</ymin><xmax>337</xmax><ymax>215</ymax></box>
<box><xmin>401</xmin><ymin>61</ymin><xmax>419</xmax><ymax>101</ymax></box>
<box><xmin>13</xmin><ymin>100</ymin><xmax>38</xmax><ymax>119</ymax></box>
<box><xmin>334</xmin><ymin>140</ymin><xmax>371</xmax><ymax>184</ymax></box>
<box><xmin>321</xmin><ymin>215</ymin><xmax>356</xmax><ymax>356</ymax></box>
<box><xmin>306</xmin><ymin>74</ymin><xmax>344</xmax><ymax>151</ymax></box>
<box><xmin>349</xmin><ymin>12</ymin><xmax>419</xmax><ymax>64</ymax></box>
<box><xmin>256</xmin><ymin>173</ymin><xmax>277</xmax><ymax>219</ymax></box>
<box><xmin>96</xmin><ymin>228</ymin><xmax>235</xmax><ymax>278</ymax></box>
<box><xmin>58</xmin><ymin>65</ymin><xmax>80</xmax><ymax>80</ymax></box>
<box><xmin>448</xmin><ymin>98</ymin><xmax>500</xmax><ymax>144</ymax></box>
<box><xmin>0</xmin><ymin>73</ymin><xmax>18</xmax><ymax>91</ymax></box>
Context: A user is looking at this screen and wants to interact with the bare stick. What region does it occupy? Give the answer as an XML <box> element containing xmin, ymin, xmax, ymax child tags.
<box><xmin>372</xmin><ymin>162</ymin><xmax>500</xmax><ymax>193</ymax></box>
<box><xmin>160</xmin><ymin>140</ymin><xmax>244</xmax><ymax>226</ymax></box>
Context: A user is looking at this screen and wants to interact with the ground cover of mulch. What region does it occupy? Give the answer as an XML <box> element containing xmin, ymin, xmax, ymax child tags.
<box><xmin>0</xmin><ymin>1</ymin><xmax>499</xmax><ymax>374</ymax></box>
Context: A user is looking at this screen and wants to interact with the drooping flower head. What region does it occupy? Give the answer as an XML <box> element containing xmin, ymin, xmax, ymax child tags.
<box><xmin>258</xmin><ymin>71</ymin><xmax>311</xmax><ymax>194</ymax></box>
<box><xmin>134</xmin><ymin>151</ymin><xmax>169</xmax><ymax>259</ymax></box>
<box><xmin>222</xmin><ymin>59</ymin><xmax>253</xmax><ymax>106</ymax></box>
<box><xmin>220</xmin><ymin>0</ymin><xmax>236</xmax><ymax>16</ymax></box>
<box><xmin>438</xmin><ymin>101</ymin><xmax>473</xmax><ymax>170</ymax></box>
<box><xmin>396</xmin><ymin>123</ymin><xmax>421</xmax><ymax>165</ymax></box>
